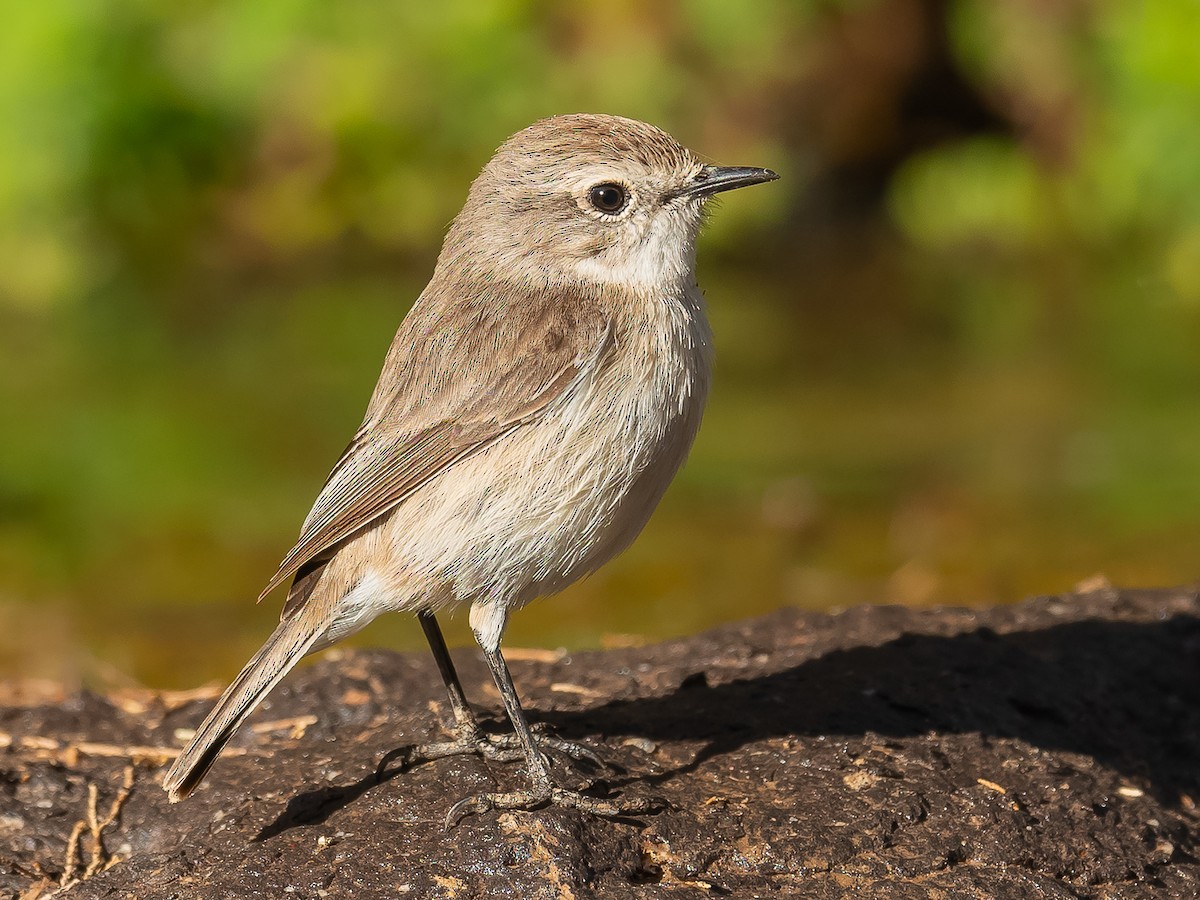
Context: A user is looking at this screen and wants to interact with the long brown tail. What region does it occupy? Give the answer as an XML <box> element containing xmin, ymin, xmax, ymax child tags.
<box><xmin>163</xmin><ymin>612</ymin><xmax>328</xmax><ymax>802</ymax></box>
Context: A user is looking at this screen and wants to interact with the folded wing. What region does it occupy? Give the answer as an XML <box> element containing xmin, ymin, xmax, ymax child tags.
<box><xmin>258</xmin><ymin>280</ymin><xmax>612</xmax><ymax>614</ymax></box>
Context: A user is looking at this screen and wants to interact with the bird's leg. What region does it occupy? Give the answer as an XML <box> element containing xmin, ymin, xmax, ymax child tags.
<box><xmin>445</xmin><ymin>637</ymin><xmax>660</xmax><ymax>828</ymax></box>
<box><xmin>418</xmin><ymin>611</ymin><xmax>504</xmax><ymax>749</ymax></box>
<box><xmin>398</xmin><ymin>612</ymin><xmax>598</xmax><ymax>767</ymax></box>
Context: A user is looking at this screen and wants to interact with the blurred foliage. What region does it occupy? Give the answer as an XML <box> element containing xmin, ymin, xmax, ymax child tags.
<box><xmin>0</xmin><ymin>0</ymin><xmax>1197</xmax><ymax>688</ymax></box>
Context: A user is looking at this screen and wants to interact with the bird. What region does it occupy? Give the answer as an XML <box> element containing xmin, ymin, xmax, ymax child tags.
<box><xmin>162</xmin><ymin>113</ymin><xmax>777</xmax><ymax>824</ymax></box>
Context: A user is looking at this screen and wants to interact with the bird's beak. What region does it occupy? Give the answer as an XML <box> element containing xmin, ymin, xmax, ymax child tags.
<box><xmin>674</xmin><ymin>165</ymin><xmax>779</xmax><ymax>199</ymax></box>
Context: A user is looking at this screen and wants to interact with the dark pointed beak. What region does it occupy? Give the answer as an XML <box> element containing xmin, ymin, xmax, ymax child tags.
<box><xmin>675</xmin><ymin>165</ymin><xmax>779</xmax><ymax>199</ymax></box>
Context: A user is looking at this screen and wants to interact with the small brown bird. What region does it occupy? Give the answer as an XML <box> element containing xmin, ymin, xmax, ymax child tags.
<box><xmin>163</xmin><ymin>114</ymin><xmax>777</xmax><ymax>823</ymax></box>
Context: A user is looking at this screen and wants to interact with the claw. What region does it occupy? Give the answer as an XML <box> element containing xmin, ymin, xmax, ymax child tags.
<box><xmin>444</xmin><ymin>783</ymin><xmax>664</xmax><ymax>830</ymax></box>
<box><xmin>397</xmin><ymin>721</ymin><xmax>656</xmax><ymax>828</ymax></box>
<box><xmin>538</xmin><ymin>736</ymin><xmax>605</xmax><ymax>769</ymax></box>
<box><xmin>396</xmin><ymin>726</ymin><xmax>605</xmax><ymax>773</ymax></box>
<box><xmin>444</xmin><ymin>789</ymin><xmax>516</xmax><ymax>829</ymax></box>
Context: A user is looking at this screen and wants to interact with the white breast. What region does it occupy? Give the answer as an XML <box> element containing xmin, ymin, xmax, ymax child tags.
<box><xmin>375</xmin><ymin>282</ymin><xmax>713</xmax><ymax>616</ymax></box>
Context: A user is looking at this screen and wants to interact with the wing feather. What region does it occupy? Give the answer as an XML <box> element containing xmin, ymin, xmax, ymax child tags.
<box><xmin>258</xmin><ymin>279</ymin><xmax>611</xmax><ymax>606</ymax></box>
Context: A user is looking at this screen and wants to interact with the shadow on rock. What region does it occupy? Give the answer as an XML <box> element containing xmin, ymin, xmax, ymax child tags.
<box><xmin>536</xmin><ymin>613</ymin><xmax>1200</xmax><ymax>805</ymax></box>
<box><xmin>255</xmin><ymin>744</ymin><xmax>429</xmax><ymax>840</ymax></box>
<box><xmin>257</xmin><ymin>609</ymin><xmax>1200</xmax><ymax>839</ymax></box>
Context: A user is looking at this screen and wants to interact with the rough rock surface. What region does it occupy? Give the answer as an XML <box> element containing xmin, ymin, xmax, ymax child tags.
<box><xmin>4</xmin><ymin>585</ymin><xmax>1200</xmax><ymax>898</ymax></box>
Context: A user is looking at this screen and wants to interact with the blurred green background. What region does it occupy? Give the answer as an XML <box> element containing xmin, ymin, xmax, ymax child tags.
<box><xmin>2</xmin><ymin>0</ymin><xmax>1198</xmax><ymax>690</ymax></box>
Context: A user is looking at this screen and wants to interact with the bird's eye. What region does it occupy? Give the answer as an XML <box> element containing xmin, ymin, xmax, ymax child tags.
<box><xmin>587</xmin><ymin>183</ymin><xmax>629</xmax><ymax>214</ymax></box>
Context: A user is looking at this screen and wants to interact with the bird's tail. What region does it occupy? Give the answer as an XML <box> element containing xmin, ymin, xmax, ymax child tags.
<box><xmin>163</xmin><ymin>611</ymin><xmax>328</xmax><ymax>802</ymax></box>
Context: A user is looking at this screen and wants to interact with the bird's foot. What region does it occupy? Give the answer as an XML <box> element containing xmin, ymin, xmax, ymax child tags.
<box><xmin>395</xmin><ymin>722</ymin><xmax>603</xmax><ymax>769</ymax></box>
<box><xmin>445</xmin><ymin>781</ymin><xmax>664</xmax><ymax>829</ymax></box>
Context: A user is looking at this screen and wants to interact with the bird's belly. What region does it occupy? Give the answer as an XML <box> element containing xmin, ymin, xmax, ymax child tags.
<box><xmin>378</xmin><ymin>340</ymin><xmax>709</xmax><ymax>611</ymax></box>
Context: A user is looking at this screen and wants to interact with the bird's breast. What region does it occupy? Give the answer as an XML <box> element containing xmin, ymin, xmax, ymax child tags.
<box><xmin>525</xmin><ymin>283</ymin><xmax>713</xmax><ymax>583</ymax></box>
<box><xmin>586</xmin><ymin>284</ymin><xmax>713</xmax><ymax>470</ymax></box>
<box><xmin>376</xmin><ymin>284</ymin><xmax>713</xmax><ymax>611</ymax></box>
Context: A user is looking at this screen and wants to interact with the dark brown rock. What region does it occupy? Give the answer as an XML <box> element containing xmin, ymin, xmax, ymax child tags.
<box><xmin>4</xmin><ymin>586</ymin><xmax>1200</xmax><ymax>898</ymax></box>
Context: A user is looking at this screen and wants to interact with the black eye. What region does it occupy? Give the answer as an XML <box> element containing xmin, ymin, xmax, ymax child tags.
<box><xmin>588</xmin><ymin>182</ymin><xmax>628</xmax><ymax>214</ymax></box>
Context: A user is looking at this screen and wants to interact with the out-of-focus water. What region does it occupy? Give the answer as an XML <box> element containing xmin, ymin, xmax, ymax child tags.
<box><xmin>4</xmin><ymin>235</ymin><xmax>1197</xmax><ymax>690</ymax></box>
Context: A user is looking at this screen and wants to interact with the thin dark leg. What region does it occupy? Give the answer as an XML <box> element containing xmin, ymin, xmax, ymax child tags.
<box><xmin>395</xmin><ymin>613</ymin><xmax>600</xmax><ymax>772</ymax></box>
<box><xmin>481</xmin><ymin>645</ymin><xmax>553</xmax><ymax>787</ymax></box>
<box><xmin>444</xmin><ymin>644</ymin><xmax>660</xmax><ymax>828</ymax></box>
<box><xmin>418</xmin><ymin>611</ymin><xmax>478</xmax><ymax>732</ymax></box>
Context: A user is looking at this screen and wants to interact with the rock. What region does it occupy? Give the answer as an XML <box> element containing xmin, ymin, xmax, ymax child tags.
<box><xmin>4</xmin><ymin>586</ymin><xmax>1200</xmax><ymax>898</ymax></box>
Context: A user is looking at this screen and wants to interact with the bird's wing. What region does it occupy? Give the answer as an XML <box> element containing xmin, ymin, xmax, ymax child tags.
<box><xmin>258</xmin><ymin>280</ymin><xmax>612</xmax><ymax>608</ymax></box>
